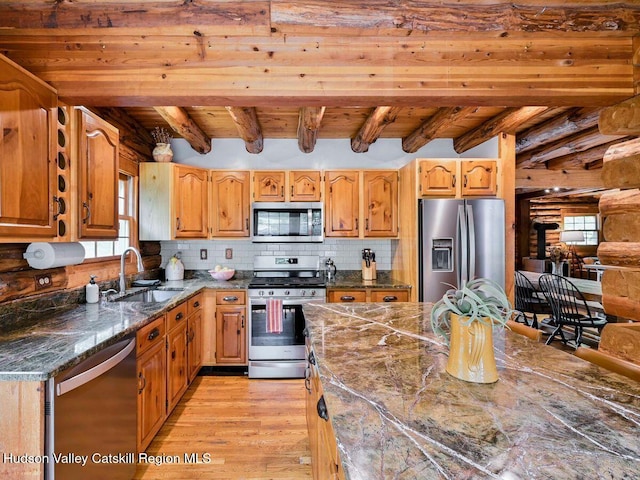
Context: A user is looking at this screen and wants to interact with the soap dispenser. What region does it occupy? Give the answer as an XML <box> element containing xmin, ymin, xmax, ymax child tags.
<box><xmin>86</xmin><ymin>275</ymin><xmax>99</xmax><ymax>304</ymax></box>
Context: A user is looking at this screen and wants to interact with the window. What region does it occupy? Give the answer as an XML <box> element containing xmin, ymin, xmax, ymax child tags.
<box><xmin>563</xmin><ymin>215</ymin><xmax>598</xmax><ymax>246</ymax></box>
<box><xmin>81</xmin><ymin>173</ymin><xmax>137</xmax><ymax>259</ymax></box>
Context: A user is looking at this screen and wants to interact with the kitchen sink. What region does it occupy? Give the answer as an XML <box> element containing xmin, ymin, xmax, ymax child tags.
<box><xmin>115</xmin><ymin>289</ymin><xmax>182</xmax><ymax>303</ymax></box>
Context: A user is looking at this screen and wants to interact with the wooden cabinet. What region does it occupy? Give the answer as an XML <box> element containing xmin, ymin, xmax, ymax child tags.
<box><xmin>0</xmin><ymin>55</ymin><xmax>58</xmax><ymax>240</ymax></box>
<box><xmin>325</xmin><ymin>170</ymin><xmax>360</xmax><ymax>237</ymax></box>
<box><xmin>187</xmin><ymin>293</ymin><xmax>203</xmax><ymax>382</ymax></box>
<box><xmin>136</xmin><ymin>315</ymin><xmax>167</xmax><ymax>453</ymax></box>
<box><xmin>290</xmin><ymin>171</ymin><xmax>322</xmax><ymax>201</ymax></box>
<box><xmin>363</xmin><ymin>170</ymin><xmax>398</xmax><ymax>237</ymax></box>
<box><xmin>253</xmin><ymin>170</ymin><xmax>322</xmax><ymax>202</ymax></box>
<box><xmin>166</xmin><ymin>302</ymin><xmax>189</xmax><ymax>413</ymax></box>
<box><xmin>253</xmin><ymin>171</ymin><xmax>286</xmax><ymax>201</ymax></box>
<box><xmin>75</xmin><ymin>107</ymin><xmax>119</xmax><ymax>239</ymax></box>
<box><xmin>306</xmin><ymin>346</ymin><xmax>345</xmax><ymax>480</ymax></box>
<box><xmin>140</xmin><ymin>163</ymin><xmax>209</xmax><ymax>240</ymax></box>
<box><xmin>215</xmin><ymin>290</ymin><xmax>247</xmax><ymax>364</ymax></box>
<box><xmin>419</xmin><ymin>159</ymin><xmax>457</xmax><ymax>197</ymax></box>
<box><xmin>327</xmin><ymin>288</ymin><xmax>410</xmax><ymax>303</ymax></box>
<box><xmin>419</xmin><ymin>159</ymin><xmax>497</xmax><ymax>197</ymax></box>
<box><xmin>461</xmin><ymin>160</ymin><xmax>497</xmax><ymax>196</ymax></box>
<box><xmin>211</xmin><ymin>171</ymin><xmax>250</xmax><ymax>237</ymax></box>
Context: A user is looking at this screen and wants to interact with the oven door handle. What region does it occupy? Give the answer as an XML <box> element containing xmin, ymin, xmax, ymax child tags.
<box><xmin>249</xmin><ymin>298</ymin><xmax>324</xmax><ymax>306</ymax></box>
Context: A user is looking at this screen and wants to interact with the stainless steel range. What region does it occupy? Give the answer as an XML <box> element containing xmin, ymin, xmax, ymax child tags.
<box><xmin>248</xmin><ymin>255</ymin><xmax>325</xmax><ymax>378</ymax></box>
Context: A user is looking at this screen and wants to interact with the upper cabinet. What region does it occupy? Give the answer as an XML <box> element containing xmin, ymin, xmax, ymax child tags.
<box><xmin>140</xmin><ymin>163</ymin><xmax>209</xmax><ymax>240</ymax></box>
<box><xmin>0</xmin><ymin>55</ymin><xmax>58</xmax><ymax>240</ymax></box>
<box><xmin>419</xmin><ymin>159</ymin><xmax>497</xmax><ymax>198</ymax></box>
<box><xmin>253</xmin><ymin>170</ymin><xmax>321</xmax><ymax>202</ymax></box>
<box><xmin>363</xmin><ymin>171</ymin><xmax>398</xmax><ymax>237</ymax></box>
<box><xmin>211</xmin><ymin>171</ymin><xmax>250</xmax><ymax>237</ymax></box>
<box><xmin>460</xmin><ymin>160</ymin><xmax>497</xmax><ymax>196</ymax></box>
<box><xmin>75</xmin><ymin>107</ymin><xmax>119</xmax><ymax>239</ymax></box>
<box><xmin>325</xmin><ymin>171</ymin><xmax>360</xmax><ymax>237</ymax></box>
<box><xmin>325</xmin><ymin>170</ymin><xmax>399</xmax><ymax>238</ymax></box>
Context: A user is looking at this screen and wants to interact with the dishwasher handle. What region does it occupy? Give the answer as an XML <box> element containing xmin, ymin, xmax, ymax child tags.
<box><xmin>56</xmin><ymin>338</ymin><xmax>135</xmax><ymax>396</ymax></box>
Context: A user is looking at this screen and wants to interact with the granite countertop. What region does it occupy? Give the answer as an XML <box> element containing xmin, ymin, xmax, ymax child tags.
<box><xmin>325</xmin><ymin>270</ymin><xmax>411</xmax><ymax>289</ymax></box>
<box><xmin>0</xmin><ymin>275</ymin><xmax>251</xmax><ymax>382</ymax></box>
<box><xmin>303</xmin><ymin>302</ymin><xmax>640</xmax><ymax>479</ymax></box>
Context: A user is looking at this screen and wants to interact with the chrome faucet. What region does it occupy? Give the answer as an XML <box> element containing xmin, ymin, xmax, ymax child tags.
<box><xmin>119</xmin><ymin>247</ymin><xmax>144</xmax><ymax>294</ymax></box>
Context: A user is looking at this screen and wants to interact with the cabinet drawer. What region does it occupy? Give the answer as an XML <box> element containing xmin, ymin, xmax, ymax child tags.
<box><xmin>370</xmin><ymin>290</ymin><xmax>409</xmax><ymax>303</ymax></box>
<box><xmin>136</xmin><ymin>315</ymin><xmax>166</xmax><ymax>356</ymax></box>
<box><xmin>216</xmin><ymin>290</ymin><xmax>246</xmax><ymax>305</ymax></box>
<box><xmin>188</xmin><ymin>292</ymin><xmax>203</xmax><ymax>315</ymax></box>
<box><xmin>328</xmin><ymin>290</ymin><xmax>367</xmax><ymax>303</ymax></box>
<box><xmin>167</xmin><ymin>301</ymin><xmax>188</xmax><ymax>331</ymax></box>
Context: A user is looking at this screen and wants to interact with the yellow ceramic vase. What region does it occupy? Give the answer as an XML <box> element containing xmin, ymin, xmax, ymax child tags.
<box><xmin>446</xmin><ymin>313</ymin><xmax>498</xmax><ymax>383</ymax></box>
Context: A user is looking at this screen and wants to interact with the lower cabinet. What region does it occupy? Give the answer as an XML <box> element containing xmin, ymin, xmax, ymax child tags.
<box><xmin>327</xmin><ymin>288</ymin><xmax>410</xmax><ymax>303</ymax></box>
<box><xmin>136</xmin><ymin>292</ymin><xmax>204</xmax><ymax>453</ymax></box>
<box><xmin>136</xmin><ymin>315</ymin><xmax>167</xmax><ymax>453</ymax></box>
<box><xmin>306</xmin><ymin>346</ymin><xmax>346</xmax><ymax>480</ymax></box>
<box><xmin>215</xmin><ymin>290</ymin><xmax>247</xmax><ymax>364</ymax></box>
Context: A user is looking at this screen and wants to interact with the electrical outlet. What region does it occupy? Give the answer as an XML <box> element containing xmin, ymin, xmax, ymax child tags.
<box><xmin>225</xmin><ymin>248</ymin><xmax>233</xmax><ymax>259</ymax></box>
<box><xmin>200</xmin><ymin>249</ymin><xmax>208</xmax><ymax>260</ymax></box>
<box><xmin>34</xmin><ymin>273</ymin><xmax>52</xmax><ymax>290</ymax></box>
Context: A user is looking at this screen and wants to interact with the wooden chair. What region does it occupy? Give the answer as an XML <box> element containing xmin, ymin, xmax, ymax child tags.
<box><xmin>575</xmin><ymin>347</ymin><xmax>640</xmax><ymax>382</ymax></box>
<box><xmin>538</xmin><ymin>274</ymin><xmax>607</xmax><ymax>348</ymax></box>
<box><xmin>514</xmin><ymin>270</ymin><xmax>552</xmax><ymax>329</ymax></box>
<box><xmin>506</xmin><ymin>319</ymin><xmax>543</xmax><ymax>342</ymax></box>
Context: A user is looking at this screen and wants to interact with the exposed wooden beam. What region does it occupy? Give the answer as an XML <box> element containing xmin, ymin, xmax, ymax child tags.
<box><xmin>599</xmin><ymin>95</ymin><xmax>640</xmax><ymax>135</ymax></box>
<box><xmin>516</xmin><ymin>168</ymin><xmax>604</xmax><ymax>190</ymax></box>
<box><xmin>517</xmin><ymin>126</ymin><xmax>626</xmax><ymax>168</ymax></box>
<box><xmin>225</xmin><ymin>107</ymin><xmax>263</xmax><ymax>154</ymax></box>
<box><xmin>0</xmin><ymin>1</ymin><xmax>271</xmax><ymax>35</ymax></box>
<box><xmin>297</xmin><ymin>107</ymin><xmax>325</xmax><ymax>153</ymax></box>
<box><xmin>271</xmin><ymin>1</ymin><xmax>640</xmax><ymax>35</ymax></box>
<box><xmin>602</xmin><ymin>137</ymin><xmax>640</xmax><ymax>189</ymax></box>
<box><xmin>351</xmin><ymin>106</ymin><xmax>401</xmax><ymax>153</ymax></box>
<box><xmin>402</xmin><ymin>107</ymin><xmax>476</xmax><ymax>154</ymax></box>
<box><xmin>454</xmin><ymin>107</ymin><xmax>548</xmax><ymax>154</ymax></box>
<box><xmin>544</xmin><ymin>138</ymin><xmax>634</xmax><ymax>171</ymax></box>
<box><xmin>516</xmin><ymin>107</ymin><xmax>601</xmax><ymax>154</ymax></box>
<box><xmin>153</xmin><ymin>106</ymin><xmax>211</xmax><ymax>154</ymax></box>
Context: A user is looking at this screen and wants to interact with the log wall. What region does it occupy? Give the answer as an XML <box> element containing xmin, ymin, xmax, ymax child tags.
<box><xmin>598</xmin><ymin>136</ymin><xmax>640</xmax><ymax>321</ymax></box>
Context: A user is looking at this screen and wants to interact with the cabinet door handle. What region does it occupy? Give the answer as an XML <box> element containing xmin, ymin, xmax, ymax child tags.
<box><xmin>452</xmin><ymin>175</ymin><xmax>456</xmax><ymax>187</ymax></box>
<box><xmin>147</xmin><ymin>327</ymin><xmax>160</xmax><ymax>341</ymax></box>
<box><xmin>340</xmin><ymin>295</ymin><xmax>356</xmax><ymax>302</ymax></box>
<box><xmin>223</xmin><ymin>296</ymin><xmax>238</xmax><ymax>302</ymax></box>
<box><xmin>464</xmin><ymin>174</ymin><xmax>468</xmax><ymax>187</ymax></box>
<box><xmin>175</xmin><ymin>312</ymin><xmax>184</xmax><ymax>321</ymax></box>
<box><xmin>365</xmin><ymin>218</ymin><xmax>369</xmax><ymax>231</ymax></box>
<box><xmin>245</xmin><ymin>218</ymin><xmax>249</xmax><ymax>230</ymax></box>
<box><xmin>193</xmin><ymin>301</ymin><xmax>200</xmax><ymax>308</ymax></box>
<box><xmin>176</xmin><ymin>217</ymin><xmax>181</xmax><ymax>231</ymax></box>
<box><xmin>281</xmin><ymin>186</ymin><xmax>284</xmax><ymax>197</ymax></box>
<box><xmin>317</xmin><ymin>396</ymin><xmax>329</xmax><ymax>421</ymax></box>
<box><xmin>382</xmin><ymin>296</ymin><xmax>398</xmax><ymax>302</ymax></box>
<box><xmin>171</xmin><ymin>349</ymin><xmax>176</xmax><ymax>360</ymax></box>
<box><xmin>241</xmin><ymin>315</ymin><xmax>245</xmax><ymax>329</ymax></box>
<box><xmin>53</xmin><ymin>196</ymin><xmax>64</xmax><ymax>220</ymax></box>
<box><xmin>138</xmin><ymin>371</ymin><xmax>146</xmax><ymax>394</ymax></box>
<box><xmin>355</xmin><ymin>218</ymin><xmax>359</xmax><ymax>230</ymax></box>
<box><xmin>82</xmin><ymin>201</ymin><xmax>91</xmax><ymax>224</ymax></box>
<box><xmin>291</xmin><ymin>185</ymin><xmax>294</xmax><ymax>197</ymax></box>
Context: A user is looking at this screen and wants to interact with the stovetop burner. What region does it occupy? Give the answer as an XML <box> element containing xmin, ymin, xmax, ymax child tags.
<box><xmin>248</xmin><ymin>276</ymin><xmax>326</xmax><ymax>288</ymax></box>
<box><xmin>249</xmin><ymin>255</ymin><xmax>325</xmax><ymax>289</ymax></box>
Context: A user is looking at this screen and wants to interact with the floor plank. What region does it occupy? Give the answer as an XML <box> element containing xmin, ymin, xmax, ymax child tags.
<box><xmin>134</xmin><ymin>376</ymin><xmax>312</xmax><ymax>480</ymax></box>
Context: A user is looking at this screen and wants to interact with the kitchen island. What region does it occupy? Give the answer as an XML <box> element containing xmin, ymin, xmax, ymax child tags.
<box><xmin>302</xmin><ymin>303</ymin><xmax>640</xmax><ymax>479</ymax></box>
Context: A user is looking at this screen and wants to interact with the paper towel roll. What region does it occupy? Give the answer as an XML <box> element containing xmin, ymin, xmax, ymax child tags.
<box><xmin>23</xmin><ymin>242</ymin><xmax>86</xmax><ymax>269</ymax></box>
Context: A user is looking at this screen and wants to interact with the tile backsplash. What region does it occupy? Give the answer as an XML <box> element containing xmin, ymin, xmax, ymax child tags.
<box><xmin>160</xmin><ymin>238</ymin><xmax>394</xmax><ymax>272</ymax></box>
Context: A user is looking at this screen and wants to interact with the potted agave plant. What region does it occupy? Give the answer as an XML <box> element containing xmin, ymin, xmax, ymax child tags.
<box><xmin>431</xmin><ymin>278</ymin><xmax>513</xmax><ymax>384</ymax></box>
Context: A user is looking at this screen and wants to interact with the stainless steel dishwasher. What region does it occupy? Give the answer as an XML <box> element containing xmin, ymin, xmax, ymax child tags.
<box><xmin>45</xmin><ymin>334</ymin><xmax>137</xmax><ymax>480</ymax></box>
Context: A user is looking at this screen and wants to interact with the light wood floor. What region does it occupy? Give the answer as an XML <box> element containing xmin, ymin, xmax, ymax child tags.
<box><xmin>134</xmin><ymin>376</ymin><xmax>312</xmax><ymax>480</ymax></box>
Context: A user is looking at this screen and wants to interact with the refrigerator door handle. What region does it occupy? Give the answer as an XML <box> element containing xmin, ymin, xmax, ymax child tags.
<box><xmin>457</xmin><ymin>204</ymin><xmax>467</xmax><ymax>286</ymax></box>
<box><xmin>466</xmin><ymin>204</ymin><xmax>476</xmax><ymax>281</ymax></box>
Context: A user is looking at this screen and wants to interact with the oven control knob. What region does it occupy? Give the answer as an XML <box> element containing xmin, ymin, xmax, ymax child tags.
<box><xmin>259</xmin><ymin>290</ymin><xmax>264</xmax><ymax>296</ymax></box>
<box><xmin>310</xmin><ymin>290</ymin><xmax>316</xmax><ymax>296</ymax></box>
<box><xmin>268</xmin><ymin>290</ymin><xmax>274</xmax><ymax>296</ymax></box>
<box><xmin>301</xmin><ymin>290</ymin><xmax>306</xmax><ymax>296</ymax></box>
<box><xmin>284</xmin><ymin>290</ymin><xmax>290</xmax><ymax>296</ymax></box>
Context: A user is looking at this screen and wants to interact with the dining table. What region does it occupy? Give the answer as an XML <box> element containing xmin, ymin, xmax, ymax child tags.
<box><xmin>520</xmin><ymin>270</ymin><xmax>602</xmax><ymax>303</ymax></box>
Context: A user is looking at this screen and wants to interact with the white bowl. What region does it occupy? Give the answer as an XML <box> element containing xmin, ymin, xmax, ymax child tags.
<box><xmin>208</xmin><ymin>269</ymin><xmax>235</xmax><ymax>281</ymax></box>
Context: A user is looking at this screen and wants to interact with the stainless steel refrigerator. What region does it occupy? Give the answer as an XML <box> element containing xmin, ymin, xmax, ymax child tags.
<box><xmin>419</xmin><ymin>198</ymin><xmax>505</xmax><ymax>302</ymax></box>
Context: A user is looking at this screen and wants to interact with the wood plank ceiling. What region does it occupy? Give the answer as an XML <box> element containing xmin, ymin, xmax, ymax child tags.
<box><xmin>0</xmin><ymin>1</ymin><xmax>638</xmax><ymax>198</ymax></box>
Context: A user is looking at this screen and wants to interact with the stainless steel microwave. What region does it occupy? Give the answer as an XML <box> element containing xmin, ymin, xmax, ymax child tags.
<box><xmin>251</xmin><ymin>202</ymin><xmax>323</xmax><ymax>243</ymax></box>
